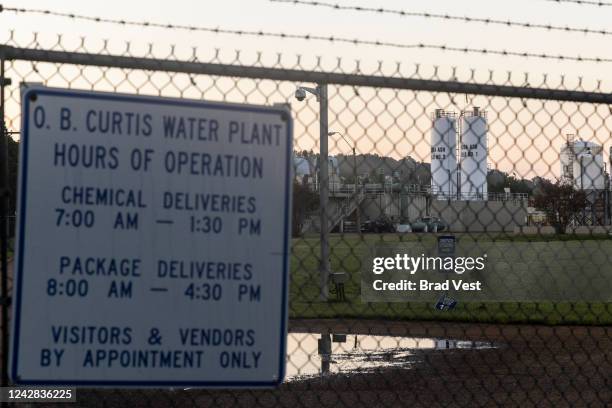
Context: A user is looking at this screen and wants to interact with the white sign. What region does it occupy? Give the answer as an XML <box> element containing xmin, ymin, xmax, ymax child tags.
<box><xmin>11</xmin><ymin>86</ymin><xmax>292</xmax><ymax>387</ymax></box>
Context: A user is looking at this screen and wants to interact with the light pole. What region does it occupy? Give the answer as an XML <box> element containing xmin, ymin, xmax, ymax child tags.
<box><xmin>329</xmin><ymin>131</ymin><xmax>361</xmax><ymax>235</ymax></box>
<box><xmin>295</xmin><ymin>84</ymin><xmax>330</xmax><ymax>300</ymax></box>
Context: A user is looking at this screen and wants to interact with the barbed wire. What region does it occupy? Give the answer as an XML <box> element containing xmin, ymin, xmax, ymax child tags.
<box><xmin>1</xmin><ymin>4</ymin><xmax>612</xmax><ymax>64</ymax></box>
<box><xmin>543</xmin><ymin>0</ymin><xmax>612</xmax><ymax>6</ymax></box>
<box><xmin>270</xmin><ymin>0</ymin><xmax>612</xmax><ymax>37</ymax></box>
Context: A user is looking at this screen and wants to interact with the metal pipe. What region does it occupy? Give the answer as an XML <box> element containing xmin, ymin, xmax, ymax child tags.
<box><xmin>580</xmin><ymin>156</ymin><xmax>586</xmax><ymax>225</ymax></box>
<box><xmin>3</xmin><ymin>46</ymin><xmax>612</xmax><ymax>104</ymax></box>
<box><xmin>352</xmin><ymin>146</ymin><xmax>361</xmax><ymax>235</ymax></box>
<box><xmin>580</xmin><ymin>156</ymin><xmax>584</xmax><ymax>191</ymax></box>
<box><xmin>330</xmin><ymin>132</ymin><xmax>361</xmax><ymax>236</ymax></box>
<box><xmin>318</xmin><ymin>84</ymin><xmax>329</xmax><ymax>301</ymax></box>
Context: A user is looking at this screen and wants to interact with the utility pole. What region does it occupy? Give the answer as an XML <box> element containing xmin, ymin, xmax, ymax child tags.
<box><xmin>318</xmin><ymin>84</ymin><xmax>330</xmax><ymax>301</ymax></box>
<box><xmin>295</xmin><ymin>84</ymin><xmax>330</xmax><ymax>300</ymax></box>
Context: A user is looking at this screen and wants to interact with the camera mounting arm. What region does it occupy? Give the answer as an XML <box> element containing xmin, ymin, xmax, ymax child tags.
<box><xmin>295</xmin><ymin>85</ymin><xmax>321</xmax><ymax>102</ymax></box>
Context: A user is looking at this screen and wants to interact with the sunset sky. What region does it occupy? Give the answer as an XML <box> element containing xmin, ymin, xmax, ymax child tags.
<box><xmin>3</xmin><ymin>0</ymin><xmax>612</xmax><ymax>178</ymax></box>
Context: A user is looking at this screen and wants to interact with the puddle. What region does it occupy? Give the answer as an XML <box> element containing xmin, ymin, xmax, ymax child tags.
<box><xmin>286</xmin><ymin>332</ymin><xmax>496</xmax><ymax>381</ymax></box>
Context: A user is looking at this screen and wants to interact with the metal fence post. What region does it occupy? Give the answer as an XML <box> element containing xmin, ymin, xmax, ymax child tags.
<box><xmin>318</xmin><ymin>83</ymin><xmax>329</xmax><ymax>301</ymax></box>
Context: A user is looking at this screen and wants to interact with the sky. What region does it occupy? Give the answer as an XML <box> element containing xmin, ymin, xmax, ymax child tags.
<box><xmin>3</xmin><ymin>0</ymin><xmax>611</xmax><ymax>83</ymax></box>
<box><xmin>2</xmin><ymin>0</ymin><xmax>612</xmax><ymax>178</ymax></box>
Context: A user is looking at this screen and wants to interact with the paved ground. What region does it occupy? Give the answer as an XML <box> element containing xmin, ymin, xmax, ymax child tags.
<box><xmin>62</xmin><ymin>319</ymin><xmax>611</xmax><ymax>407</ymax></box>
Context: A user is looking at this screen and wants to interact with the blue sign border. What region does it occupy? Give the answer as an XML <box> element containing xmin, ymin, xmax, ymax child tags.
<box><xmin>11</xmin><ymin>87</ymin><xmax>293</xmax><ymax>388</ymax></box>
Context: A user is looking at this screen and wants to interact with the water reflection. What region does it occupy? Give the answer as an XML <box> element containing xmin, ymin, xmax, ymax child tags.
<box><xmin>286</xmin><ymin>332</ymin><xmax>495</xmax><ymax>381</ymax></box>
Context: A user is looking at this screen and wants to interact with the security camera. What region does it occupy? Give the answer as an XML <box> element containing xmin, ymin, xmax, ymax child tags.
<box><xmin>295</xmin><ymin>88</ymin><xmax>307</xmax><ymax>102</ymax></box>
<box><xmin>295</xmin><ymin>85</ymin><xmax>319</xmax><ymax>102</ymax></box>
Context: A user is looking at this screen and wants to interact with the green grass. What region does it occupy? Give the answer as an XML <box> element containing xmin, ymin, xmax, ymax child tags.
<box><xmin>289</xmin><ymin>234</ymin><xmax>612</xmax><ymax>325</ymax></box>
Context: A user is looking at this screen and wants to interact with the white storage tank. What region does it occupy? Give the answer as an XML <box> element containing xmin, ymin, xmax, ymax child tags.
<box><xmin>460</xmin><ymin>107</ymin><xmax>488</xmax><ymax>200</ymax></box>
<box><xmin>560</xmin><ymin>140</ymin><xmax>605</xmax><ymax>190</ymax></box>
<box><xmin>430</xmin><ymin>110</ymin><xmax>457</xmax><ymax>199</ymax></box>
<box><xmin>293</xmin><ymin>156</ymin><xmax>312</xmax><ymax>178</ymax></box>
<box><xmin>315</xmin><ymin>155</ymin><xmax>342</xmax><ymax>191</ymax></box>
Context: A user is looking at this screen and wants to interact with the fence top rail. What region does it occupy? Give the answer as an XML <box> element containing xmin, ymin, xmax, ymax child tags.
<box><xmin>1</xmin><ymin>45</ymin><xmax>612</xmax><ymax>105</ymax></box>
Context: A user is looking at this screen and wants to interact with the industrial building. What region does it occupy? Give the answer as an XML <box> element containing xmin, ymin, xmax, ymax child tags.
<box><xmin>560</xmin><ymin>137</ymin><xmax>605</xmax><ymax>190</ymax></box>
<box><xmin>560</xmin><ymin>135</ymin><xmax>610</xmax><ymax>226</ymax></box>
<box><xmin>300</xmin><ymin>106</ymin><xmax>530</xmax><ymax>234</ymax></box>
<box><xmin>431</xmin><ymin>107</ymin><xmax>488</xmax><ymax>201</ymax></box>
<box><xmin>299</xmin><ymin>115</ymin><xmax>612</xmax><ymax>233</ymax></box>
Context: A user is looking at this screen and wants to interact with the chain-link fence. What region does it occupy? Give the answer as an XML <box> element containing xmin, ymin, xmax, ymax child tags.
<box><xmin>0</xmin><ymin>32</ymin><xmax>611</xmax><ymax>407</ymax></box>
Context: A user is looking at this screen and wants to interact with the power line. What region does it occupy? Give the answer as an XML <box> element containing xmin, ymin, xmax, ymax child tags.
<box><xmin>1</xmin><ymin>5</ymin><xmax>612</xmax><ymax>64</ymax></box>
<box><xmin>270</xmin><ymin>0</ymin><xmax>612</xmax><ymax>37</ymax></box>
<box><xmin>543</xmin><ymin>0</ymin><xmax>612</xmax><ymax>6</ymax></box>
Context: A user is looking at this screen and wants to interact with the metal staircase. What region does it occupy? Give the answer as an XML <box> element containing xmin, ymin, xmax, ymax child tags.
<box><xmin>327</xmin><ymin>188</ymin><xmax>366</xmax><ymax>232</ymax></box>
